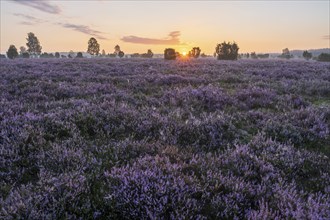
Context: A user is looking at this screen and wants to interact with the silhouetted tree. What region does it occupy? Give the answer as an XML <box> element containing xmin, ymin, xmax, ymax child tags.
<box><xmin>22</xmin><ymin>52</ymin><xmax>30</xmax><ymax>58</ymax></box>
<box><xmin>87</xmin><ymin>37</ymin><xmax>100</xmax><ymax>56</ymax></box>
<box><xmin>189</xmin><ymin>47</ymin><xmax>201</xmax><ymax>58</ymax></box>
<box><xmin>55</xmin><ymin>52</ymin><xmax>60</xmax><ymax>58</ymax></box>
<box><xmin>141</xmin><ymin>49</ymin><xmax>153</xmax><ymax>58</ymax></box>
<box><xmin>6</xmin><ymin>45</ymin><xmax>18</xmax><ymax>59</ymax></box>
<box><xmin>101</xmin><ymin>49</ymin><xmax>106</xmax><ymax>57</ymax></box>
<box><xmin>164</xmin><ymin>48</ymin><xmax>176</xmax><ymax>60</ymax></box>
<box><xmin>114</xmin><ymin>45</ymin><xmax>121</xmax><ymax>54</ymax></box>
<box><xmin>302</xmin><ymin>50</ymin><xmax>312</xmax><ymax>60</ymax></box>
<box><xmin>19</xmin><ymin>46</ymin><xmax>26</xmax><ymax>55</ymax></box>
<box><xmin>118</xmin><ymin>51</ymin><xmax>125</xmax><ymax>58</ymax></box>
<box><xmin>26</xmin><ymin>32</ymin><xmax>42</xmax><ymax>56</ymax></box>
<box><xmin>257</xmin><ymin>54</ymin><xmax>270</xmax><ymax>59</ymax></box>
<box><xmin>278</xmin><ymin>48</ymin><xmax>293</xmax><ymax>59</ymax></box>
<box><xmin>246</xmin><ymin>53</ymin><xmax>250</xmax><ymax>58</ymax></box>
<box><xmin>131</xmin><ymin>53</ymin><xmax>140</xmax><ymax>58</ymax></box>
<box><xmin>146</xmin><ymin>49</ymin><xmax>153</xmax><ymax>58</ymax></box>
<box><xmin>68</xmin><ymin>50</ymin><xmax>75</xmax><ymax>58</ymax></box>
<box><xmin>251</xmin><ymin>52</ymin><xmax>258</xmax><ymax>59</ymax></box>
<box><xmin>200</xmin><ymin>53</ymin><xmax>207</xmax><ymax>58</ymax></box>
<box><xmin>215</xmin><ymin>41</ymin><xmax>239</xmax><ymax>60</ymax></box>
<box><xmin>76</xmin><ymin>52</ymin><xmax>83</xmax><ymax>58</ymax></box>
<box><xmin>40</xmin><ymin>52</ymin><xmax>49</xmax><ymax>58</ymax></box>
<box><xmin>317</xmin><ymin>53</ymin><xmax>330</xmax><ymax>62</ymax></box>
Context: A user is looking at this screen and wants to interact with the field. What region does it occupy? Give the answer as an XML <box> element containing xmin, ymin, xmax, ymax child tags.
<box><xmin>0</xmin><ymin>58</ymin><xmax>329</xmax><ymax>219</ymax></box>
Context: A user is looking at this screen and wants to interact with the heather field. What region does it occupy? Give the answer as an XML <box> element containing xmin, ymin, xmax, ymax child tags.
<box><xmin>0</xmin><ymin>58</ymin><xmax>330</xmax><ymax>219</ymax></box>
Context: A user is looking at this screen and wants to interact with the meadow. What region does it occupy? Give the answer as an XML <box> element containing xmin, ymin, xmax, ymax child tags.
<box><xmin>0</xmin><ymin>58</ymin><xmax>329</xmax><ymax>219</ymax></box>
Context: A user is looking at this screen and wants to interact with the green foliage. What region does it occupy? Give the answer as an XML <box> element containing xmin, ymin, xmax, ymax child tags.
<box><xmin>6</xmin><ymin>45</ymin><xmax>18</xmax><ymax>59</ymax></box>
<box><xmin>317</xmin><ymin>53</ymin><xmax>330</xmax><ymax>62</ymax></box>
<box><xmin>215</xmin><ymin>41</ymin><xmax>239</xmax><ymax>60</ymax></box>
<box><xmin>87</xmin><ymin>37</ymin><xmax>100</xmax><ymax>56</ymax></box>
<box><xmin>26</xmin><ymin>32</ymin><xmax>42</xmax><ymax>55</ymax></box>
<box><xmin>303</xmin><ymin>50</ymin><xmax>312</xmax><ymax>60</ymax></box>
<box><xmin>164</xmin><ymin>48</ymin><xmax>176</xmax><ymax>60</ymax></box>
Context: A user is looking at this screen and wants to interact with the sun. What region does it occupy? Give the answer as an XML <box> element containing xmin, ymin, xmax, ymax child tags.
<box><xmin>182</xmin><ymin>51</ymin><xmax>187</xmax><ymax>56</ymax></box>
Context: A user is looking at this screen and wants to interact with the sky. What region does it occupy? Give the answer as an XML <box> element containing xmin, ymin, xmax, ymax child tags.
<box><xmin>0</xmin><ymin>0</ymin><xmax>329</xmax><ymax>54</ymax></box>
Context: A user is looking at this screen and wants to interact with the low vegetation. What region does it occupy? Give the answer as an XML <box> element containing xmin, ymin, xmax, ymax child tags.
<box><xmin>0</xmin><ymin>58</ymin><xmax>329</xmax><ymax>219</ymax></box>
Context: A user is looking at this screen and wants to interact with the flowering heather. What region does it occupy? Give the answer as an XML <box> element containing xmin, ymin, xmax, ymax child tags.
<box><xmin>0</xmin><ymin>58</ymin><xmax>329</xmax><ymax>219</ymax></box>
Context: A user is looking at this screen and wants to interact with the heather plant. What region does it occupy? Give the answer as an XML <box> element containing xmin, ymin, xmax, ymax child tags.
<box><xmin>0</xmin><ymin>58</ymin><xmax>329</xmax><ymax>219</ymax></box>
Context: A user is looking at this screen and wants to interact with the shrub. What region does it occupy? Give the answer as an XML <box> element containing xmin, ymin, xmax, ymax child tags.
<box><xmin>76</xmin><ymin>52</ymin><xmax>83</xmax><ymax>58</ymax></box>
<box><xmin>303</xmin><ymin>50</ymin><xmax>312</xmax><ymax>60</ymax></box>
<box><xmin>164</xmin><ymin>48</ymin><xmax>176</xmax><ymax>60</ymax></box>
<box><xmin>317</xmin><ymin>53</ymin><xmax>330</xmax><ymax>62</ymax></box>
<box><xmin>215</xmin><ymin>41</ymin><xmax>239</xmax><ymax>60</ymax></box>
<box><xmin>118</xmin><ymin>51</ymin><xmax>125</xmax><ymax>58</ymax></box>
<box><xmin>6</xmin><ymin>45</ymin><xmax>18</xmax><ymax>59</ymax></box>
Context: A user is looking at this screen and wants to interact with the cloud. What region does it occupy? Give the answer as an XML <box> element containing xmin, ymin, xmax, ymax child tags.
<box><xmin>19</xmin><ymin>21</ymin><xmax>35</xmax><ymax>26</ymax></box>
<box><xmin>58</xmin><ymin>23</ymin><xmax>107</xmax><ymax>40</ymax></box>
<box><xmin>13</xmin><ymin>13</ymin><xmax>46</xmax><ymax>25</ymax></box>
<box><xmin>121</xmin><ymin>31</ymin><xmax>182</xmax><ymax>45</ymax></box>
<box><xmin>12</xmin><ymin>0</ymin><xmax>61</xmax><ymax>14</ymax></box>
<box><xmin>322</xmin><ymin>35</ymin><xmax>330</xmax><ymax>40</ymax></box>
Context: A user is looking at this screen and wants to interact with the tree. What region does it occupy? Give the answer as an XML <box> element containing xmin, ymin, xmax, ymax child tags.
<box><xmin>26</xmin><ymin>32</ymin><xmax>42</xmax><ymax>56</ymax></box>
<box><xmin>76</xmin><ymin>52</ymin><xmax>83</xmax><ymax>58</ymax></box>
<box><xmin>200</xmin><ymin>53</ymin><xmax>207</xmax><ymax>58</ymax></box>
<box><xmin>317</xmin><ymin>53</ymin><xmax>330</xmax><ymax>62</ymax></box>
<box><xmin>101</xmin><ymin>49</ymin><xmax>106</xmax><ymax>57</ymax></box>
<box><xmin>302</xmin><ymin>50</ymin><xmax>312</xmax><ymax>60</ymax></box>
<box><xmin>68</xmin><ymin>50</ymin><xmax>75</xmax><ymax>58</ymax></box>
<box><xmin>22</xmin><ymin>52</ymin><xmax>30</xmax><ymax>58</ymax></box>
<box><xmin>250</xmin><ymin>52</ymin><xmax>258</xmax><ymax>59</ymax></box>
<box><xmin>87</xmin><ymin>37</ymin><xmax>100</xmax><ymax>56</ymax></box>
<box><xmin>40</xmin><ymin>52</ymin><xmax>49</xmax><ymax>58</ymax></box>
<box><xmin>278</xmin><ymin>48</ymin><xmax>293</xmax><ymax>59</ymax></box>
<box><xmin>114</xmin><ymin>45</ymin><xmax>121</xmax><ymax>54</ymax></box>
<box><xmin>131</xmin><ymin>53</ymin><xmax>140</xmax><ymax>58</ymax></box>
<box><xmin>55</xmin><ymin>52</ymin><xmax>60</xmax><ymax>58</ymax></box>
<box><xmin>118</xmin><ymin>51</ymin><xmax>124</xmax><ymax>58</ymax></box>
<box><xmin>141</xmin><ymin>49</ymin><xmax>153</xmax><ymax>58</ymax></box>
<box><xmin>19</xmin><ymin>46</ymin><xmax>26</xmax><ymax>55</ymax></box>
<box><xmin>164</xmin><ymin>48</ymin><xmax>176</xmax><ymax>60</ymax></box>
<box><xmin>189</xmin><ymin>47</ymin><xmax>201</xmax><ymax>58</ymax></box>
<box><xmin>215</xmin><ymin>41</ymin><xmax>239</xmax><ymax>60</ymax></box>
<box><xmin>6</xmin><ymin>45</ymin><xmax>18</xmax><ymax>59</ymax></box>
<box><xmin>146</xmin><ymin>49</ymin><xmax>153</xmax><ymax>58</ymax></box>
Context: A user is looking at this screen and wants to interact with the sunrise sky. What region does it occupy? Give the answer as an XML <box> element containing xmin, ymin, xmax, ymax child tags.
<box><xmin>1</xmin><ymin>0</ymin><xmax>329</xmax><ymax>55</ymax></box>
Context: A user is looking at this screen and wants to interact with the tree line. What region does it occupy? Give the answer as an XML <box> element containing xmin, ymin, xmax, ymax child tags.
<box><xmin>3</xmin><ymin>32</ymin><xmax>330</xmax><ymax>62</ymax></box>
